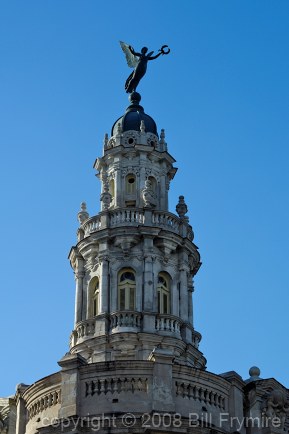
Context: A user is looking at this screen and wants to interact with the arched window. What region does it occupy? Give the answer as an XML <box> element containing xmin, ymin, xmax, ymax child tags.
<box><xmin>118</xmin><ymin>268</ymin><xmax>136</xmax><ymax>311</ymax></box>
<box><xmin>126</xmin><ymin>174</ymin><xmax>136</xmax><ymax>195</ymax></box>
<box><xmin>91</xmin><ymin>277</ymin><xmax>100</xmax><ymax>316</ymax></box>
<box><xmin>157</xmin><ymin>273</ymin><xmax>170</xmax><ymax>314</ymax></box>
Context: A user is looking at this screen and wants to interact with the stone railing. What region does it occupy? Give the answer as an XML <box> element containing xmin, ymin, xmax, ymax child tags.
<box><xmin>27</xmin><ymin>389</ymin><xmax>61</xmax><ymax>420</ymax></box>
<box><xmin>110</xmin><ymin>209</ymin><xmax>145</xmax><ymax>227</ymax></box>
<box><xmin>75</xmin><ymin>318</ymin><xmax>95</xmax><ymax>339</ymax></box>
<box><xmin>79</xmin><ymin>208</ymin><xmax>193</xmax><ymax>239</ymax></box>
<box><xmin>192</xmin><ymin>330</ymin><xmax>202</xmax><ymax>349</ymax></box>
<box><xmin>152</xmin><ymin>211</ymin><xmax>180</xmax><ymax>231</ymax></box>
<box><xmin>85</xmin><ymin>376</ymin><xmax>148</xmax><ymax>396</ymax></box>
<box><xmin>175</xmin><ymin>381</ymin><xmax>226</xmax><ymax>410</ymax></box>
<box><xmin>110</xmin><ymin>311</ymin><xmax>142</xmax><ymax>331</ymax></box>
<box><xmin>83</xmin><ymin>215</ymin><xmax>101</xmax><ymax>236</ymax></box>
<box><xmin>71</xmin><ymin>312</ymin><xmax>186</xmax><ymax>348</ymax></box>
<box><xmin>155</xmin><ymin>314</ymin><xmax>181</xmax><ymax>336</ymax></box>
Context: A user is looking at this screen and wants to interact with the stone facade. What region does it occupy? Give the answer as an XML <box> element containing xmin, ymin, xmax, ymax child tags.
<box><xmin>1</xmin><ymin>92</ymin><xmax>288</xmax><ymax>434</ymax></box>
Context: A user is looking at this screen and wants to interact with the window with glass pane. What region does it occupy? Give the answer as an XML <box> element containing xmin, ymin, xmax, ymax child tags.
<box><xmin>118</xmin><ymin>269</ymin><xmax>136</xmax><ymax>311</ymax></box>
<box><xmin>92</xmin><ymin>278</ymin><xmax>100</xmax><ymax>316</ymax></box>
<box><xmin>157</xmin><ymin>273</ymin><xmax>170</xmax><ymax>314</ymax></box>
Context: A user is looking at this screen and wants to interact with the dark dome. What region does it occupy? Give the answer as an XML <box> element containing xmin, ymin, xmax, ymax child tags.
<box><xmin>111</xmin><ymin>92</ymin><xmax>158</xmax><ymax>136</ymax></box>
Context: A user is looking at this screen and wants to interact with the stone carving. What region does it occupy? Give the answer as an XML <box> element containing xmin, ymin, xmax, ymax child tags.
<box><xmin>107</xmin><ymin>137</ymin><xmax>115</xmax><ymax>149</ymax></box>
<box><xmin>142</xmin><ymin>179</ymin><xmax>157</xmax><ymax>208</ymax></box>
<box><xmin>262</xmin><ymin>390</ymin><xmax>289</xmax><ymax>428</ymax></box>
<box><xmin>116</xmin><ymin>122</ymin><xmax>122</xmax><ymax>135</ymax></box>
<box><xmin>77</xmin><ymin>202</ymin><xmax>89</xmax><ymax>225</ymax></box>
<box><xmin>121</xmin><ymin>166</ymin><xmax>140</xmax><ymax>177</ymax></box>
<box><xmin>176</xmin><ymin>195</ymin><xmax>189</xmax><ymax>222</ymax></box>
<box><xmin>123</xmin><ymin>132</ymin><xmax>137</xmax><ymax>146</ymax></box>
<box><xmin>100</xmin><ymin>179</ymin><xmax>112</xmax><ymax>210</ymax></box>
<box><xmin>0</xmin><ymin>412</ymin><xmax>7</xmax><ymax>434</ymax></box>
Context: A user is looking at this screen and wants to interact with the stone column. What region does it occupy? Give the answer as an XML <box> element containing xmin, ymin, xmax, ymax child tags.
<box><xmin>74</xmin><ymin>259</ymin><xmax>84</xmax><ymax>325</ymax></box>
<box><xmin>160</xmin><ymin>173</ymin><xmax>167</xmax><ymax>210</ymax></box>
<box><xmin>179</xmin><ymin>267</ymin><xmax>189</xmax><ymax>322</ymax></box>
<box><xmin>171</xmin><ymin>278</ymin><xmax>180</xmax><ymax>317</ymax></box>
<box><xmin>188</xmin><ymin>279</ymin><xmax>194</xmax><ymax>326</ymax></box>
<box><xmin>115</xmin><ymin>169</ymin><xmax>122</xmax><ymax>207</ymax></box>
<box><xmin>58</xmin><ymin>353</ymin><xmax>86</xmax><ymax>418</ymax></box>
<box><xmin>143</xmin><ymin>253</ymin><xmax>154</xmax><ymax>311</ymax></box>
<box><xmin>148</xmin><ymin>348</ymin><xmax>175</xmax><ymax>412</ymax></box>
<box><xmin>15</xmin><ymin>385</ymin><xmax>28</xmax><ymax>434</ymax></box>
<box><xmin>100</xmin><ymin>257</ymin><xmax>109</xmax><ymax>313</ymax></box>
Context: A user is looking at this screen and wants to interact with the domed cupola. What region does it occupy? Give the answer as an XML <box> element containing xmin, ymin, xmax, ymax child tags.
<box><xmin>111</xmin><ymin>92</ymin><xmax>158</xmax><ymax>136</ymax></box>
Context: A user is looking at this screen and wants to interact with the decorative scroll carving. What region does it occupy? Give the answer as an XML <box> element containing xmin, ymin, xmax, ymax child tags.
<box><xmin>262</xmin><ymin>390</ymin><xmax>289</xmax><ymax>429</ymax></box>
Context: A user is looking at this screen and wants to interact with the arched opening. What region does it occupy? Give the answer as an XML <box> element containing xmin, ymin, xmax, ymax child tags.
<box><xmin>118</xmin><ymin>268</ymin><xmax>136</xmax><ymax>311</ymax></box>
<box><xmin>125</xmin><ymin>174</ymin><xmax>136</xmax><ymax>195</ymax></box>
<box><xmin>157</xmin><ymin>272</ymin><xmax>170</xmax><ymax>314</ymax></box>
<box><xmin>89</xmin><ymin>277</ymin><xmax>100</xmax><ymax>317</ymax></box>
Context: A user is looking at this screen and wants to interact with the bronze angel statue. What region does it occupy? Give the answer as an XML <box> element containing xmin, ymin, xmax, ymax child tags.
<box><xmin>120</xmin><ymin>41</ymin><xmax>170</xmax><ymax>93</ymax></box>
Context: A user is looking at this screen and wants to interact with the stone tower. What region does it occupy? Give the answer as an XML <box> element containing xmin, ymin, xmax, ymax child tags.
<box><xmin>2</xmin><ymin>91</ymin><xmax>289</xmax><ymax>434</ymax></box>
<box><xmin>69</xmin><ymin>91</ymin><xmax>205</xmax><ymax>369</ymax></box>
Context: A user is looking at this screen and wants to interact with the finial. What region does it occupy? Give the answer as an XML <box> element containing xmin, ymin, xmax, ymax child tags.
<box><xmin>249</xmin><ymin>366</ymin><xmax>261</xmax><ymax>378</ymax></box>
<box><xmin>176</xmin><ymin>195</ymin><xmax>189</xmax><ymax>222</ymax></box>
<box><xmin>103</xmin><ymin>133</ymin><xmax>108</xmax><ymax>149</ymax></box>
<box><xmin>117</xmin><ymin>122</ymin><xmax>122</xmax><ymax>135</ymax></box>
<box><xmin>77</xmin><ymin>202</ymin><xmax>89</xmax><ymax>225</ymax></box>
<box><xmin>160</xmin><ymin>128</ymin><xmax>167</xmax><ymax>150</ymax></box>
<box><xmin>246</xmin><ymin>366</ymin><xmax>261</xmax><ymax>383</ymax></box>
<box><xmin>140</xmin><ymin>120</ymin><xmax>146</xmax><ymax>133</ymax></box>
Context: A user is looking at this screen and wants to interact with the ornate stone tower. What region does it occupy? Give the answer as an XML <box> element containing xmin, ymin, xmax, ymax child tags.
<box><xmin>69</xmin><ymin>91</ymin><xmax>205</xmax><ymax>369</ymax></box>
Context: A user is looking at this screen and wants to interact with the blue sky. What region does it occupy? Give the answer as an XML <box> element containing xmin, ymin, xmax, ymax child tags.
<box><xmin>1</xmin><ymin>1</ymin><xmax>289</xmax><ymax>396</ymax></box>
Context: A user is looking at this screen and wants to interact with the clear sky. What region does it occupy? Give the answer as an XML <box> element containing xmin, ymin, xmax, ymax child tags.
<box><xmin>1</xmin><ymin>1</ymin><xmax>288</xmax><ymax>396</ymax></box>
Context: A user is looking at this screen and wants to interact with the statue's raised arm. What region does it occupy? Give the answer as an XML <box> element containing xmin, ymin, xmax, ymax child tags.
<box><xmin>120</xmin><ymin>41</ymin><xmax>170</xmax><ymax>94</ymax></box>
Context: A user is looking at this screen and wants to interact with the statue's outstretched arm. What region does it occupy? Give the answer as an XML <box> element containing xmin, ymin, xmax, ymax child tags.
<box><xmin>148</xmin><ymin>45</ymin><xmax>170</xmax><ymax>61</ymax></box>
<box><xmin>148</xmin><ymin>52</ymin><xmax>163</xmax><ymax>61</ymax></box>
<box><xmin>129</xmin><ymin>46</ymin><xmax>141</xmax><ymax>57</ymax></box>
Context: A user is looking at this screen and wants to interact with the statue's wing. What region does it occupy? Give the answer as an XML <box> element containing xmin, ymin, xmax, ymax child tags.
<box><xmin>120</xmin><ymin>41</ymin><xmax>138</xmax><ymax>68</ymax></box>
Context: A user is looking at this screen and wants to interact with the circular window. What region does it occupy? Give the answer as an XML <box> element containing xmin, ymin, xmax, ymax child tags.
<box><xmin>128</xmin><ymin>177</ymin><xmax>135</xmax><ymax>184</ymax></box>
<box><xmin>128</xmin><ymin>138</ymin><xmax>134</xmax><ymax>144</ymax></box>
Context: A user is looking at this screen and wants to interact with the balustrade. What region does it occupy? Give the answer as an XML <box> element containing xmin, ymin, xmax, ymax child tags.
<box><xmin>155</xmin><ymin>314</ymin><xmax>181</xmax><ymax>335</ymax></box>
<box><xmin>110</xmin><ymin>311</ymin><xmax>142</xmax><ymax>331</ymax></box>
<box><xmin>80</xmin><ymin>208</ymin><xmax>193</xmax><ymax>238</ymax></box>
<box><xmin>110</xmin><ymin>209</ymin><xmax>144</xmax><ymax>226</ymax></box>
